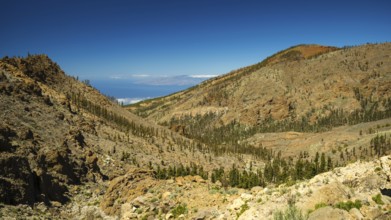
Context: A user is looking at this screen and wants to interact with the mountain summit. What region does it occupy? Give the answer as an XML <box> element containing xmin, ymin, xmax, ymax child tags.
<box><xmin>128</xmin><ymin>43</ymin><xmax>390</xmax><ymax>130</ymax></box>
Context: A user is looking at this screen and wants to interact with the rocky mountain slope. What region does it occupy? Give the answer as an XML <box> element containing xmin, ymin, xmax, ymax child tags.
<box><xmin>128</xmin><ymin>43</ymin><xmax>391</xmax><ymax>164</ymax></box>
<box><xmin>128</xmin><ymin>43</ymin><xmax>390</xmax><ymax>134</ymax></box>
<box><xmin>0</xmin><ymin>55</ymin><xmax>242</xmax><ymax>218</ymax></box>
<box><xmin>1</xmin><ymin>43</ymin><xmax>391</xmax><ymax>219</ymax></box>
<box><xmin>127</xmin><ymin>44</ymin><xmax>339</xmax><ymax>121</ymax></box>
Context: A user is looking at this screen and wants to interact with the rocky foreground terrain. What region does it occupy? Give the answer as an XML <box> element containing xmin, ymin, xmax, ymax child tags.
<box><xmin>1</xmin><ymin>43</ymin><xmax>391</xmax><ymax>219</ymax></box>
<box><xmin>1</xmin><ymin>155</ymin><xmax>391</xmax><ymax>219</ymax></box>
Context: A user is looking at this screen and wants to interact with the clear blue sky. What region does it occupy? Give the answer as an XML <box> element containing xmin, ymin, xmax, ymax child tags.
<box><xmin>1</xmin><ymin>0</ymin><xmax>390</xmax><ymax>80</ymax></box>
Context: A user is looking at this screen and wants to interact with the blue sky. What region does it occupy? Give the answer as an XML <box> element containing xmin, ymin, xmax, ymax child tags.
<box><xmin>1</xmin><ymin>0</ymin><xmax>390</xmax><ymax>82</ymax></box>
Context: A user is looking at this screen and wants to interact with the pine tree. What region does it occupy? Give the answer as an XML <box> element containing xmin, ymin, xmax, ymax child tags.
<box><xmin>314</xmin><ymin>152</ymin><xmax>319</xmax><ymax>173</ymax></box>
<box><xmin>327</xmin><ymin>156</ymin><xmax>333</xmax><ymax>170</ymax></box>
<box><xmin>320</xmin><ymin>153</ymin><xmax>326</xmax><ymax>173</ymax></box>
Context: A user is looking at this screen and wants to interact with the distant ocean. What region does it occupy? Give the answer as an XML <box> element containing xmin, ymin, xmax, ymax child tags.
<box><xmin>91</xmin><ymin>79</ymin><xmax>191</xmax><ymax>105</ymax></box>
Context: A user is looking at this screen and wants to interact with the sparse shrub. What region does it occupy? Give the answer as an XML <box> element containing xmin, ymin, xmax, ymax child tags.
<box><xmin>372</xmin><ymin>194</ymin><xmax>384</xmax><ymax>205</ymax></box>
<box><xmin>136</xmin><ymin>208</ymin><xmax>143</xmax><ymax>214</ymax></box>
<box><xmin>121</xmin><ymin>151</ymin><xmax>130</xmax><ymax>161</ymax></box>
<box><xmin>226</xmin><ymin>188</ymin><xmax>238</xmax><ymax>195</ymax></box>
<box><xmin>273</xmin><ymin>205</ymin><xmax>307</xmax><ymax>220</ymax></box>
<box><xmin>287</xmin><ymin>194</ymin><xmax>296</xmax><ymax>206</ymax></box>
<box><xmin>314</xmin><ymin>202</ymin><xmax>327</xmax><ymax>210</ymax></box>
<box><xmin>286</xmin><ymin>180</ymin><xmax>296</xmax><ymax>187</ymax></box>
<box><xmin>171</xmin><ymin>204</ymin><xmax>187</xmax><ymax>218</ymax></box>
<box><xmin>209</xmin><ymin>188</ymin><xmax>220</xmax><ymax>194</ymax></box>
<box><xmin>280</xmin><ymin>187</ymin><xmax>289</xmax><ymax>195</ymax></box>
<box><xmin>334</xmin><ymin>200</ymin><xmax>362</xmax><ymax>211</ymax></box>
<box><xmin>236</xmin><ymin>202</ymin><xmax>249</xmax><ymax>219</ymax></box>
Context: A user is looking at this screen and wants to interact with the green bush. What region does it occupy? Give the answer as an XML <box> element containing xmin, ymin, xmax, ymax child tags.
<box><xmin>372</xmin><ymin>194</ymin><xmax>384</xmax><ymax>205</ymax></box>
<box><xmin>150</xmin><ymin>197</ymin><xmax>158</xmax><ymax>203</ymax></box>
<box><xmin>273</xmin><ymin>205</ymin><xmax>307</xmax><ymax>220</ymax></box>
<box><xmin>171</xmin><ymin>204</ymin><xmax>187</xmax><ymax>218</ymax></box>
<box><xmin>334</xmin><ymin>200</ymin><xmax>362</xmax><ymax>211</ymax></box>
<box><xmin>314</xmin><ymin>202</ymin><xmax>327</xmax><ymax>210</ymax></box>
<box><xmin>226</xmin><ymin>188</ymin><xmax>238</xmax><ymax>195</ymax></box>
<box><xmin>237</xmin><ymin>202</ymin><xmax>249</xmax><ymax>219</ymax></box>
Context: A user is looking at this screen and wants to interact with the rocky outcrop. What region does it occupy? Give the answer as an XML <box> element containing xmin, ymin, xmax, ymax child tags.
<box><xmin>2</xmin><ymin>55</ymin><xmax>64</xmax><ymax>85</ymax></box>
<box><xmin>308</xmin><ymin>206</ymin><xmax>352</xmax><ymax>220</ymax></box>
<box><xmin>0</xmin><ymin>146</ymin><xmax>105</xmax><ymax>205</ymax></box>
<box><xmin>0</xmin><ymin>125</ymin><xmax>17</xmax><ymax>152</ymax></box>
<box><xmin>220</xmin><ymin>155</ymin><xmax>391</xmax><ymax>220</ymax></box>
<box><xmin>0</xmin><ymin>155</ymin><xmax>36</xmax><ymax>205</ymax></box>
<box><xmin>100</xmin><ymin>169</ymin><xmax>156</xmax><ymax>215</ymax></box>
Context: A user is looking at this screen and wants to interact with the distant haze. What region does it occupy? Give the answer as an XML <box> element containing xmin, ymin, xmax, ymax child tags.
<box><xmin>1</xmin><ymin>0</ymin><xmax>390</xmax><ymax>82</ymax></box>
<box><xmin>90</xmin><ymin>75</ymin><xmax>211</xmax><ymax>104</ymax></box>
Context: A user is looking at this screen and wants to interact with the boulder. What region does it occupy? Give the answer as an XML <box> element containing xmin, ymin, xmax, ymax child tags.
<box><xmin>375</xmin><ymin>212</ymin><xmax>391</xmax><ymax>220</ymax></box>
<box><xmin>251</xmin><ymin>186</ymin><xmax>263</xmax><ymax>194</ymax></box>
<box><xmin>240</xmin><ymin>193</ymin><xmax>253</xmax><ymax>201</ymax></box>
<box><xmin>175</xmin><ymin>176</ymin><xmax>185</xmax><ymax>186</ymax></box>
<box><xmin>349</xmin><ymin>208</ymin><xmax>364</xmax><ymax>220</ymax></box>
<box><xmin>193</xmin><ymin>210</ymin><xmax>211</xmax><ymax>220</ymax></box>
<box><xmin>79</xmin><ymin>206</ymin><xmax>115</xmax><ymax>220</ymax></box>
<box><xmin>361</xmin><ymin>206</ymin><xmax>383</xmax><ymax>220</ymax></box>
<box><xmin>308</xmin><ymin>182</ymin><xmax>348</xmax><ymax>205</ymax></box>
<box><xmin>131</xmin><ymin>196</ymin><xmax>148</xmax><ymax>208</ymax></box>
<box><xmin>308</xmin><ymin>206</ymin><xmax>353</xmax><ymax>220</ymax></box>
<box><xmin>193</xmin><ymin>175</ymin><xmax>206</xmax><ymax>183</ymax></box>
<box><xmin>165</xmin><ymin>212</ymin><xmax>173</xmax><ymax>219</ymax></box>
<box><xmin>162</xmin><ymin>192</ymin><xmax>172</xmax><ymax>201</ymax></box>
<box><xmin>229</xmin><ymin>198</ymin><xmax>244</xmax><ymax>211</ymax></box>
<box><xmin>121</xmin><ymin>203</ymin><xmax>138</xmax><ymax>220</ymax></box>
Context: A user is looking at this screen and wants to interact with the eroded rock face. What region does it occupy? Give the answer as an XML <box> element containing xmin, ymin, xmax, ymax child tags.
<box><xmin>0</xmin><ymin>125</ymin><xmax>17</xmax><ymax>152</ymax></box>
<box><xmin>100</xmin><ymin>169</ymin><xmax>156</xmax><ymax>215</ymax></box>
<box><xmin>34</xmin><ymin>170</ymin><xmax>69</xmax><ymax>204</ymax></box>
<box><xmin>0</xmin><ymin>155</ymin><xmax>36</xmax><ymax>205</ymax></box>
<box><xmin>0</xmin><ymin>123</ymin><xmax>106</xmax><ymax>206</ymax></box>
<box><xmin>0</xmin><ymin>149</ymin><xmax>84</xmax><ymax>205</ymax></box>
<box><xmin>38</xmin><ymin>145</ymin><xmax>89</xmax><ymax>185</ymax></box>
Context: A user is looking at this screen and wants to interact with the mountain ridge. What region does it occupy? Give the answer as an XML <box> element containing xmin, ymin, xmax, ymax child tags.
<box><xmin>126</xmin><ymin>44</ymin><xmax>339</xmax><ymax>118</ymax></box>
<box><xmin>1</xmin><ymin>43</ymin><xmax>391</xmax><ymax>219</ymax></box>
<box><xmin>128</xmin><ymin>43</ymin><xmax>391</xmax><ymax>131</ymax></box>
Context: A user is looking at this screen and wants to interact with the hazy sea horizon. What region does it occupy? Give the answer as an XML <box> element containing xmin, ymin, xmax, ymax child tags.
<box><xmin>91</xmin><ymin>79</ymin><xmax>192</xmax><ymax>105</ymax></box>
